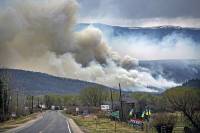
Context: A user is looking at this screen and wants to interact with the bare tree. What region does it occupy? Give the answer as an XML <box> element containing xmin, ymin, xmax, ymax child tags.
<box><xmin>80</xmin><ymin>86</ymin><xmax>108</xmax><ymax>106</ymax></box>
<box><xmin>0</xmin><ymin>70</ymin><xmax>10</xmax><ymax>121</ymax></box>
<box><xmin>165</xmin><ymin>87</ymin><xmax>200</xmax><ymax>129</ymax></box>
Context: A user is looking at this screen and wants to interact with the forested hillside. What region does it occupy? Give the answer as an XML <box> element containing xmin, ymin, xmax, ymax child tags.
<box><xmin>0</xmin><ymin>69</ymin><xmax>110</xmax><ymax>95</ymax></box>
<box><xmin>182</xmin><ymin>79</ymin><xmax>200</xmax><ymax>88</ymax></box>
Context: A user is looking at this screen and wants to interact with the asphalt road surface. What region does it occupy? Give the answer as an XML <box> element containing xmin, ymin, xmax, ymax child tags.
<box><xmin>16</xmin><ymin>111</ymin><xmax>71</xmax><ymax>133</ymax></box>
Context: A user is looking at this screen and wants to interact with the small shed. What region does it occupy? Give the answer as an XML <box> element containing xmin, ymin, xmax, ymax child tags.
<box><xmin>120</xmin><ymin>95</ymin><xmax>137</xmax><ymax>121</ymax></box>
<box><xmin>105</xmin><ymin>94</ymin><xmax>137</xmax><ymax>121</ymax></box>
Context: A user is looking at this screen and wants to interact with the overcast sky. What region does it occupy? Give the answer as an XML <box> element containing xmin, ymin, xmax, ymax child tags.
<box><xmin>77</xmin><ymin>0</ymin><xmax>200</xmax><ymax>27</ymax></box>
<box><xmin>0</xmin><ymin>0</ymin><xmax>200</xmax><ymax>27</ymax></box>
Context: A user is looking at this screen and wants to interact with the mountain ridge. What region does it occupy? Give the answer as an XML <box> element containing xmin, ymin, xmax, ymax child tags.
<box><xmin>78</xmin><ymin>22</ymin><xmax>200</xmax><ymax>30</ymax></box>
<box><xmin>139</xmin><ymin>59</ymin><xmax>200</xmax><ymax>83</ymax></box>
<box><xmin>0</xmin><ymin>68</ymin><xmax>112</xmax><ymax>95</ymax></box>
<box><xmin>76</xmin><ymin>23</ymin><xmax>200</xmax><ymax>42</ymax></box>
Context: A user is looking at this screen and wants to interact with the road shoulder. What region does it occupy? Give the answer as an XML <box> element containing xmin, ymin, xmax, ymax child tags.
<box><xmin>67</xmin><ymin>118</ymin><xmax>84</xmax><ymax>133</ymax></box>
<box><xmin>3</xmin><ymin>112</ymin><xmax>43</xmax><ymax>133</ymax></box>
<box><xmin>61</xmin><ymin>112</ymin><xmax>83</xmax><ymax>133</ymax></box>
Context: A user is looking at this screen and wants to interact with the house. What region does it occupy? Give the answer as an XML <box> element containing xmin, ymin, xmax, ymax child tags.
<box><xmin>120</xmin><ymin>94</ymin><xmax>137</xmax><ymax>121</ymax></box>
<box><xmin>106</xmin><ymin>94</ymin><xmax>137</xmax><ymax>121</ymax></box>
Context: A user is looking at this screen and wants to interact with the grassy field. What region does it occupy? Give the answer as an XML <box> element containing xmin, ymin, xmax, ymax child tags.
<box><xmin>69</xmin><ymin>115</ymin><xmax>145</xmax><ymax>133</ymax></box>
<box><xmin>0</xmin><ymin>113</ymin><xmax>40</xmax><ymax>132</ymax></box>
<box><xmin>172</xmin><ymin>112</ymin><xmax>186</xmax><ymax>133</ymax></box>
<box><xmin>67</xmin><ymin>112</ymin><xmax>187</xmax><ymax>133</ymax></box>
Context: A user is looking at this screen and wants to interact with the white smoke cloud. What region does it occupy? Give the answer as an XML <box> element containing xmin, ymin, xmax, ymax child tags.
<box><xmin>0</xmin><ymin>0</ymin><xmax>179</xmax><ymax>92</ymax></box>
<box><xmin>109</xmin><ymin>33</ymin><xmax>200</xmax><ymax>60</ymax></box>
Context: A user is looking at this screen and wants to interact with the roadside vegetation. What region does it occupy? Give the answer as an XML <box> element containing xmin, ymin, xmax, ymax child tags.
<box><xmin>1</xmin><ymin>71</ymin><xmax>200</xmax><ymax>133</ymax></box>
<box><xmin>65</xmin><ymin>86</ymin><xmax>200</xmax><ymax>133</ymax></box>
<box><xmin>0</xmin><ymin>112</ymin><xmax>39</xmax><ymax>132</ymax></box>
<box><xmin>70</xmin><ymin>115</ymin><xmax>144</xmax><ymax>133</ymax></box>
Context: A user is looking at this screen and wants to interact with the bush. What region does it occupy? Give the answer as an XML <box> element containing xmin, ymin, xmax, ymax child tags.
<box><xmin>152</xmin><ymin>113</ymin><xmax>177</xmax><ymax>133</ymax></box>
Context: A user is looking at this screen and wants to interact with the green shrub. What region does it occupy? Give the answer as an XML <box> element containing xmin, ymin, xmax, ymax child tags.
<box><xmin>151</xmin><ymin>113</ymin><xmax>177</xmax><ymax>133</ymax></box>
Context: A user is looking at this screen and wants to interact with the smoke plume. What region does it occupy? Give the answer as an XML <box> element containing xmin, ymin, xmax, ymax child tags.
<box><xmin>0</xmin><ymin>0</ymin><xmax>178</xmax><ymax>92</ymax></box>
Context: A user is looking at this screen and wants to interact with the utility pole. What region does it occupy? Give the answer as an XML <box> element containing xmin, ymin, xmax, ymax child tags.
<box><xmin>31</xmin><ymin>96</ymin><xmax>34</xmax><ymax>113</ymax></box>
<box><xmin>38</xmin><ymin>97</ymin><xmax>40</xmax><ymax>109</ymax></box>
<box><xmin>9</xmin><ymin>95</ymin><xmax>12</xmax><ymax>117</ymax></box>
<box><xmin>110</xmin><ymin>88</ymin><xmax>113</xmax><ymax>111</ymax></box>
<box><xmin>1</xmin><ymin>88</ymin><xmax>5</xmax><ymax>121</ymax></box>
<box><xmin>119</xmin><ymin>83</ymin><xmax>123</xmax><ymax>121</ymax></box>
<box><xmin>16</xmin><ymin>90</ymin><xmax>19</xmax><ymax>116</ymax></box>
<box><xmin>7</xmin><ymin>89</ymin><xmax>10</xmax><ymax>116</ymax></box>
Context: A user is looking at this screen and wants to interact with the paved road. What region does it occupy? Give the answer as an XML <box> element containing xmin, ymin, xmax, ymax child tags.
<box><xmin>16</xmin><ymin>111</ymin><xmax>71</xmax><ymax>133</ymax></box>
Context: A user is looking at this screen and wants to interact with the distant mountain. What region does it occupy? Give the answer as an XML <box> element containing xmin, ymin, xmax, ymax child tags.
<box><xmin>0</xmin><ymin>69</ymin><xmax>111</xmax><ymax>95</ymax></box>
<box><xmin>76</xmin><ymin>23</ymin><xmax>200</xmax><ymax>42</ymax></box>
<box><xmin>139</xmin><ymin>60</ymin><xmax>200</xmax><ymax>83</ymax></box>
<box><xmin>76</xmin><ymin>23</ymin><xmax>200</xmax><ymax>84</ymax></box>
<box><xmin>1</xmin><ymin>59</ymin><xmax>199</xmax><ymax>95</ymax></box>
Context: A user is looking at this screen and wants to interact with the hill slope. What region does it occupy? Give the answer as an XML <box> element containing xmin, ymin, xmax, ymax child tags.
<box><xmin>139</xmin><ymin>60</ymin><xmax>200</xmax><ymax>83</ymax></box>
<box><xmin>182</xmin><ymin>79</ymin><xmax>200</xmax><ymax>88</ymax></box>
<box><xmin>76</xmin><ymin>23</ymin><xmax>200</xmax><ymax>42</ymax></box>
<box><xmin>0</xmin><ymin>69</ymin><xmax>110</xmax><ymax>95</ymax></box>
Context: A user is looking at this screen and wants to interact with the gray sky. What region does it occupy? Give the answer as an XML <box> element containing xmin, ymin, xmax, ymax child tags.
<box><xmin>0</xmin><ymin>0</ymin><xmax>200</xmax><ymax>27</ymax></box>
<box><xmin>77</xmin><ymin>0</ymin><xmax>200</xmax><ymax>27</ymax></box>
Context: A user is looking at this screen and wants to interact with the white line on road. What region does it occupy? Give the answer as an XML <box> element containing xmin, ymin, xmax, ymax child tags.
<box><xmin>66</xmin><ymin>119</ymin><xmax>72</xmax><ymax>133</ymax></box>
<box><xmin>58</xmin><ymin>111</ymin><xmax>72</xmax><ymax>133</ymax></box>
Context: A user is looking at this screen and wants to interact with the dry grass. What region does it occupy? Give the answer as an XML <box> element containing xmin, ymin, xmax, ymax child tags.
<box><xmin>68</xmin><ymin>112</ymin><xmax>186</xmax><ymax>133</ymax></box>
<box><xmin>70</xmin><ymin>115</ymin><xmax>144</xmax><ymax>133</ymax></box>
<box><xmin>0</xmin><ymin>113</ymin><xmax>39</xmax><ymax>132</ymax></box>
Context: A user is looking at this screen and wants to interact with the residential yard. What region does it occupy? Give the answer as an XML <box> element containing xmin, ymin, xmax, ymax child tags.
<box><xmin>69</xmin><ymin>115</ymin><xmax>145</xmax><ymax>133</ymax></box>
<box><xmin>172</xmin><ymin>112</ymin><xmax>186</xmax><ymax>133</ymax></box>
<box><xmin>65</xmin><ymin>112</ymin><xmax>187</xmax><ymax>133</ymax></box>
<box><xmin>0</xmin><ymin>112</ymin><xmax>40</xmax><ymax>132</ymax></box>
